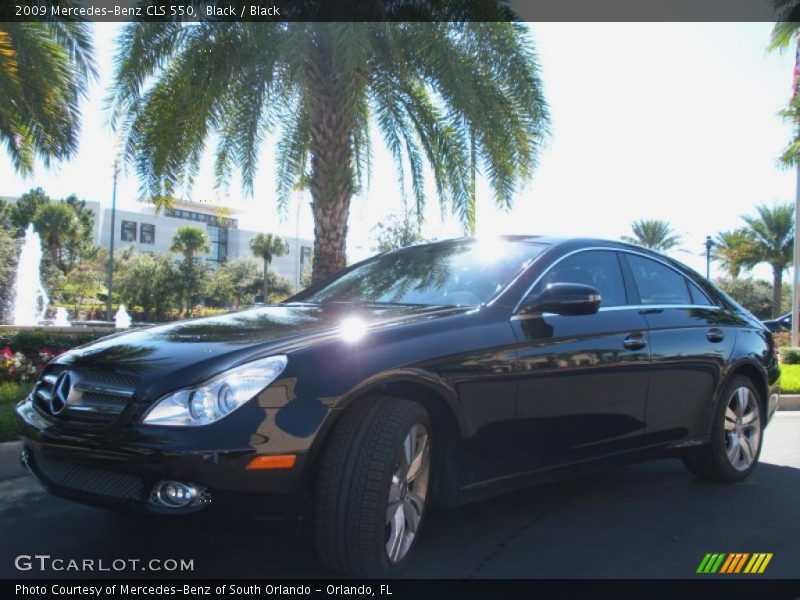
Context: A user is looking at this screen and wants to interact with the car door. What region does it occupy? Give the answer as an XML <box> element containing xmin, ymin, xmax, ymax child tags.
<box><xmin>620</xmin><ymin>252</ymin><xmax>736</xmax><ymax>445</ymax></box>
<box><xmin>510</xmin><ymin>249</ymin><xmax>651</xmax><ymax>471</ymax></box>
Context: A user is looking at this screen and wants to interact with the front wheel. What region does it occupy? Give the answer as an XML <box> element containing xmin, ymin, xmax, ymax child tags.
<box><xmin>682</xmin><ymin>376</ymin><xmax>763</xmax><ymax>482</ymax></box>
<box><xmin>314</xmin><ymin>396</ymin><xmax>431</xmax><ymax>577</ymax></box>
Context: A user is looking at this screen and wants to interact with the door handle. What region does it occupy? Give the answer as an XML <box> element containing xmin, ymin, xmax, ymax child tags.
<box><xmin>707</xmin><ymin>328</ymin><xmax>725</xmax><ymax>343</ymax></box>
<box><xmin>623</xmin><ymin>333</ymin><xmax>647</xmax><ymax>350</ymax></box>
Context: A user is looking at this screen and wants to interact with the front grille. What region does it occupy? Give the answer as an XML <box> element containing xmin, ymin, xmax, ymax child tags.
<box><xmin>33</xmin><ymin>365</ymin><xmax>138</xmax><ymax>428</ymax></box>
<box><xmin>32</xmin><ymin>453</ymin><xmax>146</xmax><ymax>501</ymax></box>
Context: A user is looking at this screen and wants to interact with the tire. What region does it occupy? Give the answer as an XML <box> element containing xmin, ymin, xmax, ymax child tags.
<box><xmin>314</xmin><ymin>396</ymin><xmax>432</xmax><ymax>577</ymax></box>
<box><xmin>682</xmin><ymin>375</ymin><xmax>764</xmax><ymax>483</ymax></box>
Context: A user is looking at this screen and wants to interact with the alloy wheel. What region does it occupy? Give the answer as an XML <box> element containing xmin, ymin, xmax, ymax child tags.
<box><xmin>724</xmin><ymin>386</ymin><xmax>761</xmax><ymax>471</ymax></box>
<box><xmin>385</xmin><ymin>422</ymin><xmax>430</xmax><ymax>563</ymax></box>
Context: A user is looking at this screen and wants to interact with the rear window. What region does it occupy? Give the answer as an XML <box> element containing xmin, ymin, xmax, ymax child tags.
<box><xmin>626</xmin><ymin>254</ymin><xmax>692</xmax><ymax>306</ymax></box>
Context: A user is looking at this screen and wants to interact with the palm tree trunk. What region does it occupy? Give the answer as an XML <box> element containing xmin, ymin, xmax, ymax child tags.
<box><xmin>262</xmin><ymin>258</ymin><xmax>269</xmax><ymax>304</ymax></box>
<box><xmin>772</xmin><ymin>264</ymin><xmax>783</xmax><ymax>318</ymax></box>
<box><xmin>307</xmin><ymin>37</ymin><xmax>354</xmax><ymax>284</ymax></box>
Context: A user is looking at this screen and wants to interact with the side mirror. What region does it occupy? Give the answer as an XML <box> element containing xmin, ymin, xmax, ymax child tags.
<box><xmin>518</xmin><ymin>282</ymin><xmax>602</xmax><ymax>317</ymax></box>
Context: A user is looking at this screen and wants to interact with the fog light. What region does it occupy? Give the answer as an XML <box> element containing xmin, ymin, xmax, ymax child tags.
<box><xmin>151</xmin><ymin>480</ymin><xmax>209</xmax><ymax>508</ymax></box>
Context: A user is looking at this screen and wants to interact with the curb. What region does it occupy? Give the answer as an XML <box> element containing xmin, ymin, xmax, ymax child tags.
<box><xmin>779</xmin><ymin>394</ymin><xmax>800</xmax><ymax>411</ymax></box>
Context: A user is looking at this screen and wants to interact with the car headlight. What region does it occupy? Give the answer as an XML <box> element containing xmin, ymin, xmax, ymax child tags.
<box><xmin>142</xmin><ymin>355</ymin><xmax>288</xmax><ymax>427</ymax></box>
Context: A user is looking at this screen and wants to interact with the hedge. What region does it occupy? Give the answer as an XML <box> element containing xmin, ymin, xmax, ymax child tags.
<box><xmin>0</xmin><ymin>328</ymin><xmax>109</xmax><ymax>357</ymax></box>
<box><xmin>781</xmin><ymin>347</ymin><xmax>800</xmax><ymax>365</ymax></box>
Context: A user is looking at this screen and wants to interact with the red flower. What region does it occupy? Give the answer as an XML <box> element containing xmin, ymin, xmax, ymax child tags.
<box><xmin>0</xmin><ymin>347</ymin><xmax>12</xmax><ymax>358</ymax></box>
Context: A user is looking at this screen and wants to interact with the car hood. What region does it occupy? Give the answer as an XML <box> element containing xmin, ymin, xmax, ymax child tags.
<box><xmin>55</xmin><ymin>303</ymin><xmax>469</xmax><ymax>391</ymax></box>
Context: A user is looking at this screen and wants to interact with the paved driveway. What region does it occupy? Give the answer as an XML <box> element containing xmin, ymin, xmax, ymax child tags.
<box><xmin>2</xmin><ymin>413</ymin><xmax>799</xmax><ymax>579</ymax></box>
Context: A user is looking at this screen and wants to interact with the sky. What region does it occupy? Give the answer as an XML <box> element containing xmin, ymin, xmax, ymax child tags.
<box><xmin>0</xmin><ymin>22</ymin><xmax>795</xmax><ymax>280</ymax></box>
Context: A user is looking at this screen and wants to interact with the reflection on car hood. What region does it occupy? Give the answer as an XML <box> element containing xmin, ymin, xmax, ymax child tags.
<box><xmin>54</xmin><ymin>303</ymin><xmax>469</xmax><ymax>388</ymax></box>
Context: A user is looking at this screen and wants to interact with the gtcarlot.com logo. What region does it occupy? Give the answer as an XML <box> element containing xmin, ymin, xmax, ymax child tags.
<box><xmin>696</xmin><ymin>553</ymin><xmax>773</xmax><ymax>574</ymax></box>
<box><xmin>14</xmin><ymin>554</ymin><xmax>194</xmax><ymax>573</ymax></box>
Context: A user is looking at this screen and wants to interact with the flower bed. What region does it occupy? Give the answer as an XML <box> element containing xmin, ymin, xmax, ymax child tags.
<box><xmin>0</xmin><ymin>329</ymin><xmax>109</xmax><ymax>383</ymax></box>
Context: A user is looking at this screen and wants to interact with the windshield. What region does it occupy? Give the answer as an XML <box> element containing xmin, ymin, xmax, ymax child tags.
<box><xmin>298</xmin><ymin>239</ymin><xmax>546</xmax><ymax>307</ymax></box>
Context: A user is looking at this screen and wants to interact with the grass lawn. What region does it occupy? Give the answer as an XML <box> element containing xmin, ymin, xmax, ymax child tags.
<box><xmin>780</xmin><ymin>364</ymin><xmax>800</xmax><ymax>394</ymax></box>
<box><xmin>0</xmin><ymin>381</ymin><xmax>32</xmax><ymax>442</ymax></box>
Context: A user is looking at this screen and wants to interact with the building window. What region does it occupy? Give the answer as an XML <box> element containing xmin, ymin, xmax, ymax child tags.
<box><xmin>164</xmin><ymin>207</ymin><xmax>237</xmax><ymax>229</ymax></box>
<box><xmin>300</xmin><ymin>246</ymin><xmax>312</xmax><ymax>265</ymax></box>
<box><xmin>121</xmin><ymin>220</ymin><xmax>137</xmax><ymax>242</ymax></box>
<box><xmin>140</xmin><ymin>223</ymin><xmax>155</xmax><ymax>244</ymax></box>
<box><xmin>207</xmin><ymin>225</ymin><xmax>229</xmax><ymax>265</ymax></box>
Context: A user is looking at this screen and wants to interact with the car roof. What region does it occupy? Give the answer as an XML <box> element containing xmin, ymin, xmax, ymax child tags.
<box><xmin>409</xmin><ymin>235</ymin><xmax>662</xmax><ymax>254</ymax></box>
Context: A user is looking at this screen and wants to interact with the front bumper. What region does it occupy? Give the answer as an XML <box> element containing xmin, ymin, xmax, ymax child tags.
<box><xmin>15</xmin><ymin>396</ymin><xmax>323</xmax><ymax>517</ymax></box>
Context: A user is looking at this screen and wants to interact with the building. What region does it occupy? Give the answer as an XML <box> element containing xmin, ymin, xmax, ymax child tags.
<box><xmin>4</xmin><ymin>196</ymin><xmax>314</xmax><ymax>292</ymax></box>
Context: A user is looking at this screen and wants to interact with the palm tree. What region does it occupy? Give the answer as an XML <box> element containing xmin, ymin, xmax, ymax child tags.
<box><xmin>108</xmin><ymin>17</ymin><xmax>549</xmax><ymax>283</ymax></box>
<box><xmin>250</xmin><ymin>233</ymin><xmax>289</xmax><ymax>301</ymax></box>
<box><xmin>739</xmin><ymin>204</ymin><xmax>794</xmax><ymax>318</ymax></box>
<box><xmin>169</xmin><ymin>226</ymin><xmax>210</xmax><ymax>263</ymax></box>
<box><xmin>0</xmin><ymin>23</ymin><xmax>95</xmax><ymax>174</ymax></box>
<box><xmin>712</xmin><ymin>229</ymin><xmax>757</xmax><ymax>279</ymax></box>
<box><xmin>770</xmin><ymin>6</ymin><xmax>800</xmax><ymax>164</ymax></box>
<box><xmin>170</xmin><ymin>226</ymin><xmax>210</xmax><ymax>316</ymax></box>
<box><xmin>33</xmin><ymin>202</ymin><xmax>79</xmax><ymax>269</ymax></box>
<box><xmin>621</xmin><ymin>219</ymin><xmax>682</xmax><ymax>252</ymax></box>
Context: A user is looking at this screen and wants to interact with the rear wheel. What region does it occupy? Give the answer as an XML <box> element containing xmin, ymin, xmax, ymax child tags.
<box><xmin>682</xmin><ymin>376</ymin><xmax>763</xmax><ymax>482</ymax></box>
<box><xmin>314</xmin><ymin>396</ymin><xmax>431</xmax><ymax>577</ymax></box>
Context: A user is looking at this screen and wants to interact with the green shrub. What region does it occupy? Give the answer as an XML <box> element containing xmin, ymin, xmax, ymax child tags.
<box><xmin>781</xmin><ymin>347</ymin><xmax>800</xmax><ymax>365</ymax></box>
<box><xmin>0</xmin><ymin>329</ymin><xmax>108</xmax><ymax>356</ymax></box>
<box><xmin>0</xmin><ymin>381</ymin><xmax>32</xmax><ymax>441</ymax></box>
<box><xmin>780</xmin><ymin>364</ymin><xmax>800</xmax><ymax>394</ymax></box>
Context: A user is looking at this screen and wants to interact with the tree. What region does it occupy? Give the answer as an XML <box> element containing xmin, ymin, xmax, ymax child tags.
<box><xmin>0</xmin><ymin>226</ymin><xmax>19</xmax><ymax>323</ymax></box>
<box><xmin>0</xmin><ymin>198</ymin><xmax>9</xmax><ymax>228</ymax></box>
<box><xmin>250</xmin><ymin>233</ymin><xmax>289</xmax><ymax>301</ymax></box>
<box><xmin>0</xmin><ymin>23</ymin><xmax>95</xmax><ymax>174</ymax></box>
<box><xmin>740</xmin><ymin>204</ymin><xmax>794</xmax><ymax>318</ymax></box>
<box><xmin>715</xmin><ymin>204</ymin><xmax>794</xmax><ymax>317</ymax></box>
<box><xmin>177</xmin><ymin>260</ymin><xmax>210</xmax><ymax>316</ymax></box>
<box><xmin>170</xmin><ymin>226</ymin><xmax>210</xmax><ymax>262</ymax></box>
<box><xmin>7</xmin><ymin>187</ymin><xmax>49</xmax><ymax>234</ymax></box>
<box><xmin>109</xmin><ymin>17</ymin><xmax>549</xmax><ymax>283</ymax></box>
<box><xmin>33</xmin><ymin>202</ymin><xmax>80</xmax><ymax>270</ymax></box>
<box><xmin>263</xmin><ymin>271</ymin><xmax>294</xmax><ymax>303</ymax></box>
<box><xmin>62</xmin><ymin>194</ymin><xmax>96</xmax><ymax>269</ymax></box>
<box><xmin>716</xmin><ymin>278</ymin><xmax>776</xmax><ymax>320</ymax></box>
<box><xmin>371</xmin><ymin>213</ymin><xmax>430</xmax><ymax>253</ymax></box>
<box><xmin>214</xmin><ymin>258</ymin><xmax>262</xmax><ymax>307</ymax></box>
<box><xmin>621</xmin><ymin>219</ymin><xmax>682</xmax><ymax>252</ymax></box>
<box><xmin>770</xmin><ymin>7</ymin><xmax>800</xmax><ymax>165</ymax></box>
<box><xmin>169</xmin><ymin>226</ymin><xmax>210</xmax><ymax>315</ymax></box>
<box><xmin>116</xmin><ymin>252</ymin><xmax>180</xmax><ymax>321</ymax></box>
<box><xmin>712</xmin><ymin>229</ymin><xmax>756</xmax><ymax>279</ymax></box>
<box><xmin>61</xmin><ymin>262</ymin><xmax>102</xmax><ymax>313</ymax></box>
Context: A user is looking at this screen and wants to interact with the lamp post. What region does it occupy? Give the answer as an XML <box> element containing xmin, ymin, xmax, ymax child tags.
<box><xmin>106</xmin><ymin>160</ymin><xmax>118</xmax><ymax>322</ymax></box>
<box><xmin>704</xmin><ymin>235</ymin><xmax>714</xmax><ymax>280</ymax></box>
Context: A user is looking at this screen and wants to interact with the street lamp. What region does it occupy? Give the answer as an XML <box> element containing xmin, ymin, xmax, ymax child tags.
<box><xmin>704</xmin><ymin>235</ymin><xmax>714</xmax><ymax>280</ymax></box>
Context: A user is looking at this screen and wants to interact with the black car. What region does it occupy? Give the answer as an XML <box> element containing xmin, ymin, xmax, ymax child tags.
<box><xmin>762</xmin><ymin>312</ymin><xmax>792</xmax><ymax>333</ymax></box>
<box><xmin>16</xmin><ymin>236</ymin><xmax>780</xmax><ymax>577</ymax></box>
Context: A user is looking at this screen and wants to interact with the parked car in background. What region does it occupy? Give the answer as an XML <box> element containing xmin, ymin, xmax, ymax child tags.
<box><xmin>16</xmin><ymin>236</ymin><xmax>780</xmax><ymax>577</ymax></box>
<box><xmin>762</xmin><ymin>312</ymin><xmax>793</xmax><ymax>333</ymax></box>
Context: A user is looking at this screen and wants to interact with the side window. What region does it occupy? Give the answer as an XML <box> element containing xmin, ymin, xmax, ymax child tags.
<box><xmin>687</xmin><ymin>280</ymin><xmax>714</xmax><ymax>306</ymax></box>
<box><xmin>626</xmin><ymin>255</ymin><xmax>691</xmax><ymax>305</ymax></box>
<box><xmin>532</xmin><ymin>251</ymin><xmax>627</xmax><ymax>307</ymax></box>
